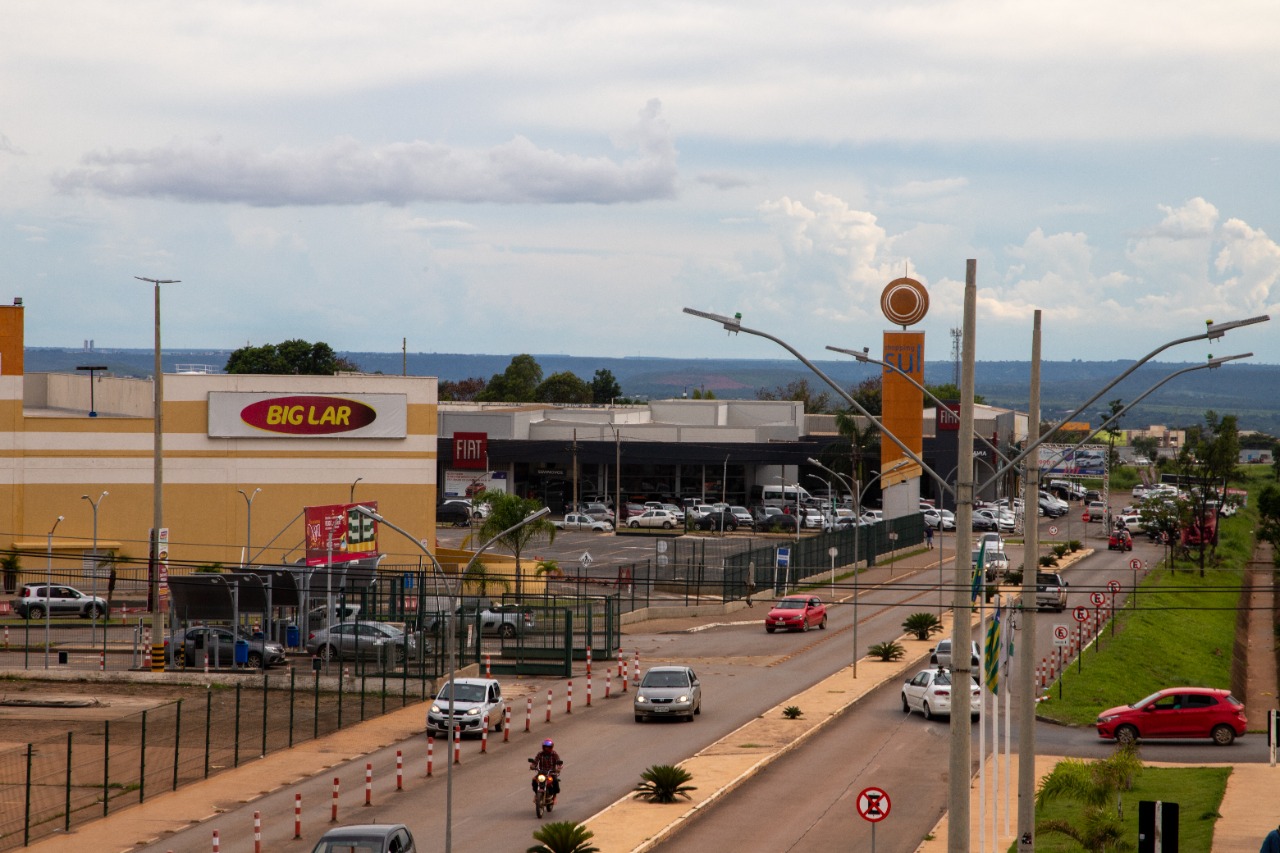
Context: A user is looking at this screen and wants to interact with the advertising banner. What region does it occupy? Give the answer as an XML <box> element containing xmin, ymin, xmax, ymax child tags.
<box><xmin>304</xmin><ymin>502</ymin><xmax>380</xmax><ymax>566</ymax></box>
<box><xmin>880</xmin><ymin>331</ymin><xmax>925</xmax><ymax>471</ymax></box>
<box><xmin>1036</xmin><ymin>444</ymin><xmax>1108</xmax><ymax>476</ymax></box>
<box><xmin>209</xmin><ymin>392</ymin><xmax>407</xmax><ymax>439</ymax></box>
<box><xmin>443</xmin><ymin>470</ymin><xmax>508</xmax><ymax>498</ymax></box>
<box><xmin>452</xmin><ymin>432</ymin><xmax>488</xmax><ymax>469</ymax></box>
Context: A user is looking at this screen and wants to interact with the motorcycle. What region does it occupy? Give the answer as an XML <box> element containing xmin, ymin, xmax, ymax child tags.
<box><xmin>528</xmin><ymin>759</ymin><xmax>560</xmax><ymax>818</ymax></box>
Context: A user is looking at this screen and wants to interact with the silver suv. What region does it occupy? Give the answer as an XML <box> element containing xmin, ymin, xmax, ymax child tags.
<box><xmin>13</xmin><ymin>584</ymin><xmax>106</xmax><ymax>619</ymax></box>
<box><xmin>1035</xmin><ymin>572</ymin><xmax>1068</xmax><ymax>611</ymax></box>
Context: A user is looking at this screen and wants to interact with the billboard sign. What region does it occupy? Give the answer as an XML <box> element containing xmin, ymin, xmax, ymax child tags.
<box><xmin>443</xmin><ymin>469</ymin><xmax>508</xmax><ymax>498</ymax></box>
<box><xmin>1037</xmin><ymin>443</ymin><xmax>1108</xmax><ymax>476</ymax></box>
<box><xmin>209</xmin><ymin>393</ymin><xmax>407</xmax><ymax>439</ymax></box>
<box><xmin>304</xmin><ymin>501</ymin><xmax>380</xmax><ymax>566</ymax></box>
<box><xmin>452</xmin><ymin>432</ymin><xmax>488</xmax><ymax>469</ymax></box>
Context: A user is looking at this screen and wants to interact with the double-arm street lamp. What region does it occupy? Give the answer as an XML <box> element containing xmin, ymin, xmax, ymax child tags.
<box><xmin>353</xmin><ymin>504</ymin><xmax>550</xmax><ymax>853</ymax></box>
<box><xmin>237</xmin><ymin>488</ymin><xmax>261</xmax><ymax>568</ymax></box>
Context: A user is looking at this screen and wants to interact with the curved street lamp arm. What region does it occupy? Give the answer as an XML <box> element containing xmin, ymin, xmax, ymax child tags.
<box><xmin>683</xmin><ymin>307</ymin><xmax>954</xmax><ymax>497</ymax></box>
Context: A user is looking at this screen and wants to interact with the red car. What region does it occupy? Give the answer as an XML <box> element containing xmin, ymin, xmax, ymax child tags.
<box><xmin>1107</xmin><ymin>529</ymin><xmax>1133</xmax><ymax>551</ymax></box>
<box><xmin>1095</xmin><ymin>687</ymin><xmax>1246</xmax><ymax>746</ymax></box>
<box><xmin>765</xmin><ymin>596</ymin><xmax>827</xmax><ymax>633</ymax></box>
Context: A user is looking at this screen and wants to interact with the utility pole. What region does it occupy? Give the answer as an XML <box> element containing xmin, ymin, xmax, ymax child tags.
<box><xmin>1018</xmin><ymin>311</ymin><xmax>1042</xmax><ymax>851</ymax></box>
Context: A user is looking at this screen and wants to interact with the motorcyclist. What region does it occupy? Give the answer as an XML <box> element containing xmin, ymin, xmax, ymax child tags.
<box><xmin>529</xmin><ymin>739</ymin><xmax>563</xmax><ymax>802</ymax></box>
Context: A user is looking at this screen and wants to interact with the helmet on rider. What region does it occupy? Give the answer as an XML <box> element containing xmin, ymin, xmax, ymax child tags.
<box><xmin>542</xmin><ymin>739</ymin><xmax>554</xmax><ymax>749</ymax></box>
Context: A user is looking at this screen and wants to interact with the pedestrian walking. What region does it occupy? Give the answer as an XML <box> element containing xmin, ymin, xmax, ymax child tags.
<box><xmin>925</xmin><ymin>526</ymin><xmax>934</xmax><ymax>550</ymax></box>
<box><xmin>1260</xmin><ymin>825</ymin><xmax>1280</xmax><ymax>853</ymax></box>
<box><xmin>744</xmin><ymin>563</ymin><xmax>757</xmax><ymax>608</ymax></box>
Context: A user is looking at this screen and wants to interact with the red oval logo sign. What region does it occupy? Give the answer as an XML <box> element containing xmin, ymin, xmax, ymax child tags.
<box><xmin>240</xmin><ymin>396</ymin><xmax>377</xmax><ymax>435</ymax></box>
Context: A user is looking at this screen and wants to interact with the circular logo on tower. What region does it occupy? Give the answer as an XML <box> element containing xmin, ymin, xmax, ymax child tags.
<box><xmin>880</xmin><ymin>277</ymin><xmax>929</xmax><ymax>327</ymax></box>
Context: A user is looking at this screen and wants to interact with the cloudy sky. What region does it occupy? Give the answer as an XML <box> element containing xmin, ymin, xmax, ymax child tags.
<box><xmin>5</xmin><ymin>1</ymin><xmax>1278</xmax><ymax>365</ymax></box>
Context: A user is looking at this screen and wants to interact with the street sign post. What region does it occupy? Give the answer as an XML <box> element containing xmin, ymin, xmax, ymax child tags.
<box><xmin>1073</xmin><ymin>606</ymin><xmax>1089</xmax><ymax>674</ymax></box>
<box><xmin>1107</xmin><ymin>580</ymin><xmax>1121</xmax><ymax>635</ymax></box>
<box><xmin>856</xmin><ymin>786</ymin><xmax>891</xmax><ymax>853</ymax></box>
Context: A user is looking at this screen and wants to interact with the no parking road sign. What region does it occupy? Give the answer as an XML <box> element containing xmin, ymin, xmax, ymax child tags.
<box><xmin>1052</xmin><ymin>624</ymin><xmax>1070</xmax><ymax>647</ymax></box>
<box><xmin>857</xmin><ymin>786</ymin><xmax>891</xmax><ymax>822</ymax></box>
<box><xmin>1072</xmin><ymin>606</ymin><xmax>1089</xmax><ymax>623</ymax></box>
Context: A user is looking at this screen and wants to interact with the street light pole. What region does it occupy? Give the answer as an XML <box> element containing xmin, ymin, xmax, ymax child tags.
<box><xmin>45</xmin><ymin>515</ymin><xmax>63</xmax><ymax>669</ymax></box>
<box><xmin>137</xmin><ymin>275</ymin><xmax>179</xmax><ymax>673</ymax></box>
<box><xmin>349</xmin><ymin>477</ymin><xmax>363</xmax><ymax>504</ymax></box>
<box><xmin>81</xmin><ymin>492</ymin><xmax>108</xmax><ymax>649</ymax></box>
<box><xmin>353</xmin><ymin>504</ymin><xmax>550</xmax><ymax>853</ymax></box>
<box><xmin>237</xmin><ymin>488</ymin><xmax>261</xmax><ymax>568</ymax></box>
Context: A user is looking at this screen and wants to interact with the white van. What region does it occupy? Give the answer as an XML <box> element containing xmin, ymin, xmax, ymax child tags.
<box><xmin>755</xmin><ymin>484</ymin><xmax>813</xmax><ymax>508</ymax></box>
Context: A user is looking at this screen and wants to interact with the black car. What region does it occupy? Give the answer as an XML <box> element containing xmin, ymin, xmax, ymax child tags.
<box><xmin>436</xmin><ymin>502</ymin><xmax>475</xmax><ymax>527</ymax></box>
<box><xmin>696</xmin><ymin>510</ymin><xmax>739</xmax><ymax>532</ymax></box>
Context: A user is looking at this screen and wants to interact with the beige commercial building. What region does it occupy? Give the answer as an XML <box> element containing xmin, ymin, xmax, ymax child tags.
<box><xmin>1</xmin><ymin>302</ymin><xmax>441</xmax><ymax>590</ymax></box>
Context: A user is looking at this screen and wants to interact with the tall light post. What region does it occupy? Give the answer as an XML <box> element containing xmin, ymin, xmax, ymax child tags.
<box><xmin>137</xmin><ymin>275</ymin><xmax>179</xmax><ymax>673</ymax></box>
<box><xmin>81</xmin><ymin>492</ymin><xmax>108</xmax><ymax>648</ymax></box>
<box><xmin>353</xmin><ymin>503</ymin><xmax>550</xmax><ymax>853</ymax></box>
<box><xmin>237</xmin><ymin>488</ymin><xmax>261</xmax><ymax>568</ymax></box>
<box><xmin>44</xmin><ymin>515</ymin><xmax>64</xmax><ymax>669</ymax></box>
<box><xmin>349</xmin><ymin>477</ymin><xmax>363</xmax><ymax>504</ymax></box>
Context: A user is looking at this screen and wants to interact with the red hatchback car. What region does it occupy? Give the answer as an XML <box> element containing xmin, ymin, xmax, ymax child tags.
<box><xmin>765</xmin><ymin>596</ymin><xmax>827</xmax><ymax>633</ymax></box>
<box><xmin>1096</xmin><ymin>687</ymin><xmax>1246</xmax><ymax>746</ymax></box>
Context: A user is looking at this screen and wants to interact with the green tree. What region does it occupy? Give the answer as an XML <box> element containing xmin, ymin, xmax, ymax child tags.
<box><xmin>849</xmin><ymin>377</ymin><xmax>882</xmax><ymax>416</ymax></box>
<box><xmin>1036</xmin><ymin>746</ymin><xmax>1143</xmax><ymax>852</ymax></box>
<box><xmin>528</xmin><ymin>821</ymin><xmax>600</xmax><ymax>853</ymax></box>
<box><xmin>462</xmin><ymin>558</ymin><xmax>510</xmax><ymax>600</ymax></box>
<box><xmin>924</xmin><ymin>383</ymin><xmax>985</xmax><ymax>406</ymax></box>
<box><xmin>1130</xmin><ymin>435</ymin><xmax>1159</xmax><ymax>464</ymax></box>
<box><xmin>477</xmin><ymin>354</ymin><xmax>543</xmax><ymax>402</ymax></box>
<box><xmin>1177</xmin><ymin>411</ymin><xmax>1240</xmax><ymax>574</ymax></box>
<box><xmin>590</xmin><ymin>369</ymin><xmax>622</xmax><ymax>404</ymax></box>
<box><xmin>535</xmin><ymin>372</ymin><xmax>592</xmax><ymax>404</ymax></box>
<box><xmin>467</xmin><ymin>492</ymin><xmax>557</xmax><ymax>598</ymax></box>
<box><xmin>224</xmin><ymin>339</ymin><xmax>359</xmax><ymax>374</ymax></box>
<box><xmin>755</xmin><ymin>379</ymin><xmax>833</xmax><ymax>413</ymax></box>
<box><xmin>835</xmin><ymin>410</ymin><xmax>880</xmax><ymax>496</ymax></box>
<box><xmin>1257</xmin><ymin>484</ymin><xmax>1280</xmax><ymax>550</ymax></box>
<box><xmin>439</xmin><ymin>377</ymin><xmax>487</xmax><ymax>401</ymax></box>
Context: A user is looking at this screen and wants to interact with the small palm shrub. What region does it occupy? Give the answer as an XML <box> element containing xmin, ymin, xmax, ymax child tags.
<box><xmin>1052</xmin><ymin>543</ymin><xmax>1069</xmax><ymax>559</ymax></box>
<box><xmin>782</xmin><ymin>705</ymin><xmax>803</xmax><ymax>719</ymax></box>
<box><xmin>1039</xmin><ymin>555</ymin><xmax>1057</xmax><ymax>567</ymax></box>
<box><xmin>868</xmin><ymin>641</ymin><xmax>906</xmax><ymax>661</ymax></box>
<box><xmin>901</xmin><ymin>612</ymin><xmax>943</xmax><ymax>640</ymax></box>
<box><xmin>1068</xmin><ymin>539</ymin><xmax>1082</xmax><ymax>552</ymax></box>
<box><xmin>635</xmin><ymin>764</ymin><xmax>696</xmax><ymax>803</ymax></box>
<box><xmin>528</xmin><ymin>821</ymin><xmax>600</xmax><ymax>853</ymax></box>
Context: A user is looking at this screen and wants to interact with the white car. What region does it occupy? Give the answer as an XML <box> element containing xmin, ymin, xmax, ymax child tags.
<box><xmin>554</xmin><ymin>513</ymin><xmax>614</xmax><ymax>532</ymax></box>
<box><xmin>661</xmin><ymin>503</ymin><xmax>687</xmax><ymax>521</ymax></box>
<box><xmin>922</xmin><ymin>508</ymin><xmax>956</xmax><ymax>530</ymax></box>
<box><xmin>901</xmin><ymin>667</ymin><xmax>981</xmax><ymax>720</ymax></box>
<box><xmin>627</xmin><ymin>509</ymin><xmax>678</xmax><ymax>529</ymax></box>
<box><xmin>728</xmin><ymin>505</ymin><xmax>754</xmax><ymax>527</ymax></box>
<box><xmin>427</xmin><ymin>677</ymin><xmax>507</xmax><ymax>736</ymax></box>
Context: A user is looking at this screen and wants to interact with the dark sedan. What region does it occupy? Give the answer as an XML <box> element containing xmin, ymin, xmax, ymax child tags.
<box><xmin>696</xmin><ymin>510</ymin><xmax>739</xmax><ymax>532</ymax></box>
<box><xmin>166</xmin><ymin>626</ymin><xmax>286</xmax><ymax>669</ymax></box>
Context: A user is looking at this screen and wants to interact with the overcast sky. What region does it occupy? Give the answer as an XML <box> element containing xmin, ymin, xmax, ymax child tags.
<box><xmin>5</xmin><ymin>1</ymin><xmax>1278</xmax><ymax>366</ymax></box>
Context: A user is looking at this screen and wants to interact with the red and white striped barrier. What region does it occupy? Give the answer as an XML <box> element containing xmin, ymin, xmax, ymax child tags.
<box><xmin>503</xmin><ymin>706</ymin><xmax>511</xmax><ymax>742</ymax></box>
<box><xmin>396</xmin><ymin>750</ymin><xmax>403</xmax><ymax>791</ymax></box>
<box><xmin>605</xmin><ymin>671</ymin><xmax>612</xmax><ymax>699</ymax></box>
<box><xmin>546</xmin><ymin>688</ymin><xmax>552</xmax><ymax>723</ymax></box>
<box><xmin>525</xmin><ymin>696</ymin><xmax>532</xmax><ymax>732</ymax></box>
<box><xmin>566</xmin><ymin>681</ymin><xmax>573</xmax><ymax>715</ymax></box>
<box><xmin>364</xmin><ymin>763</ymin><xmax>373</xmax><ymax>806</ymax></box>
<box><xmin>99</xmin><ymin>650</ymin><xmax>105</xmax><ymax>672</ymax></box>
<box><xmin>426</xmin><ymin>735</ymin><xmax>434</xmax><ymax>777</ymax></box>
<box><xmin>481</xmin><ymin>715</ymin><xmax>489</xmax><ymax>753</ymax></box>
<box><xmin>586</xmin><ymin>674</ymin><xmax>592</xmax><ymax>707</ymax></box>
<box><xmin>618</xmin><ymin>651</ymin><xmax>626</xmax><ymax>691</ymax></box>
<box><xmin>253</xmin><ymin>811</ymin><xmax>261</xmax><ymax>853</ymax></box>
<box><xmin>331</xmin><ymin>777</ymin><xmax>340</xmax><ymax>822</ymax></box>
<box><xmin>586</xmin><ymin>647</ymin><xmax>592</xmax><ymax>675</ymax></box>
<box><xmin>212</xmin><ymin>829</ymin><xmax>220</xmax><ymax>853</ymax></box>
<box><xmin>453</xmin><ymin>725</ymin><xmax>461</xmax><ymax>765</ymax></box>
<box><xmin>485</xmin><ymin>654</ymin><xmax>491</xmax><ymax>678</ymax></box>
<box><xmin>294</xmin><ymin>793</ymin><xmax>302</xmax><ymax>838</ymax></box>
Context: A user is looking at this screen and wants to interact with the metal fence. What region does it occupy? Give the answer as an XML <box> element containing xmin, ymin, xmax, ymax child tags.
<box><xmin>0</xmin><ymin>670</ymin><xmax>429</xmax><ymax>850</ymax></box>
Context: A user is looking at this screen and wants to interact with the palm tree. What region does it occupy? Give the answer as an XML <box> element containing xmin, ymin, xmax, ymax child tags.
<box><xmin>468</xmin><ymin>492</ymin><xmax>556</xmax><ymax>599</ymax></box>
<box><xmin>527</xmin><ymin>820</ymin><xmax>599</xmax><ymax>853</ymax></box>
<box><xmin>634</xmin><ymin>764</ymin><xmax>697</xmax><ymax>803</ymax></box>
<box><xmin>462</xmin><ymin>558</ymin><xmax>511</xmax><ymax>600</ymax></box>
<box><xmin>1036</xmin><ymin>746</ymin><xmax>1143</xmax><ymax>852</ymax></box>
<box><xmin>835</xmin><ymin>410</ymin><xmax>880</xmax><ymax>491</ymax></box>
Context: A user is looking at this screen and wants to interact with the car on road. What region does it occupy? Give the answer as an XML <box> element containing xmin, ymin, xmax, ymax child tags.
<box><xmin>972</xmin><ymin>547</ymin><xmax>1009</xmax><ymax>582</ymax></box>
<box><xmin>13</xmin><ymin>584</ymin><xmax>106</xmax><ymax>620</ymax></box>
<box><xmin>765</xmin><ymin>596</ymin><xmax>827</xmax><ymax>633</ymax></box>
<box><xmin>554</xmin><ymin>513</ymin><xmax>614</xmax><ymax>532</ymax></box>
<box><xmin>1108</xmin><ymin>529</ymin><xmax>1133</xmax><ymax>551</ymax></box>
<box><xmin>1035</xmin><ymin>571</ymin><xmax>1068</xmax><ymax>611</ymax></box>
<box><xmin>627</xmin><ymin>509</ymin><xmax>677</xmax><ymax>529</ymax></box>
<box><xmin>929</xmin><ymin>638</ymin><xmax>981</xmax><ymax>668</ymax></box>
<box><xmin>1086</xmin><ymin>500</ymin><xmax>1107</xmax><ymax>521</ymax></box>
<box><xmin>634</xmin><ymin>665</ymin><xmax>702</xmax><ymax>722</ymax></box>
<box><xmin>971</xmin><ymin>510</ymin><xmax>999</xmax><ymax>531</ymax></box>
<box><xmin>306</xmin><ymin>620</ymin><xmax>423</xmax><ymax>663</ymax></box>
<box><xmin>426</xmin><ymin>677</ymin><xmax>507</xmax><ymax>736</ymax></box>
<box><xmin>167</xmin><ymin>625</ymin><xmax>287</xmax><ymax>669</ymax></box>
<box><xmin>922</xmin><ymin>508</ymin><xmax>956</xmax><ymax>530</ymax></box>
<box><xmin>901</xmin><ymin>667</ymin><xmax>981</xmax><ymax>721</ymax></box>
<box><xmin>582</xmin><ymin>502</ymin><xmax>615</xmax><ymax>522</ymax></box>
<box><xmin>1095</xmin><ymin>686</ymin><xmax>1246</xmax><ymax>746</ymax></box>
<box><xmin>310</xmin><ymin>823</ymin><xmax>417</xmax><ymax>853</ymax></box>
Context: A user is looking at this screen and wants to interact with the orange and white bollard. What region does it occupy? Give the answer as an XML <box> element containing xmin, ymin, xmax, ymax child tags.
<box><xmin>453</xmin><ymin>725</ymin><xmax>461</xmax><ymax>765</ymax></box>
<box><xmin>426</xmin><ymin>735</ymin><xmax>434</xmax><ymax>777</ymax></box>
<box><xmin>3</xmin><ymin>626</ymin><xmax>8</xmax><ymax>648</ymax></box>
<box><xmin>99</xmin><ymin>650</ymin><xmax>105</xmax><ymax>671</ymax></box>
<box><xmin>253</xmin><ymin>811</ymin><xmax>261</xmax><ymax>853</ymax></box>
<box><xmin>632</xmin><ymin>653</ymin><xmax>639</xmax><ymax>686</ymax></box>
<box><xmin>618</xmin><ymin>651</ymin><xmax>626</xmax><ymax>690</ymax></box>
<box><xmin>566</xmin><ymin>681</ymin><xmax>573</xmax><ymax>715</ymax></box>
<box><xmin>605</xmin><ymin>671</ymin><xmax>612</xmax><ymax>699</ymax></box>
<box><xmin>396</xmin><ymin>750</ymin><xmax>403</xmax><ymax>791</ymax></box>
<box><xmin>364</xmin><ymin>762</ymin><xmax>373</xmax><ymax>806</ymax></box>
<box><xmin>586</xmin><ymin>647</ymin><xmax>592</xmax><ymax>675</ymax></box>
<box><xmin>212</xmin><ymin>829</ymin><xmax>220</xmax><ymax>853</ymax></box>
<box><xmin>481</xmin><ymin>715</ymin><xmax>489</xmax><ymax>753</ymax></box>
<box><xmin>204</xmin><ymin>652</ymin><xmax>209</xmax><ymax>674</ymax></box>
<box><xmin>546</xmin><ymin>688</ymin><xmax>553</xmax><ymax>723</ymax></box>
<box><xmin>294</xmin><ymin>793</ymin><xmax>302</xmax><ymax>839</ymax></box>
<box><xmin>503</xmin><ymin>706</ymin><xmax>511</xmax><ymax>742</ymax></box>
<box><xmin>331</xmin><ymin>777</ymin><xmax>340</xmax><ymax>822</ymax></box>
<box><xmin>485</xmin><ymin>654</ymin><xmax>491</xmax><ymax>678</ymax></box>
<box><xmin>587</xmin><ymin>674</ymin><xmax>592</xmax><ymax>707</ymax></box>
<box><xmin>525</xmin><ymin>696</ymin><xmax>532</xmax><ymax>732</ymax></box>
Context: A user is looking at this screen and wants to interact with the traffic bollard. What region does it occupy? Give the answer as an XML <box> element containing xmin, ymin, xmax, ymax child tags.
<box><xmin>364</xmin><ymin>763</ymin><xmax>373</xmax><ymax>806</ymax></box>
<box><xmin>618</xmin><ymin>651</ymin><xmax>626</xmax><ymax>691</ymax></box>
<box><xmin>212</xmin><ymin>829</ymin><xmax>220</xmax><ymax>853</ymax></box>
<box><xmin>606</xmin><ymin>671</ymin><xmax>612</xmax><ymax>699</ymax></box>
<box><xmin>525</xmin><ymin>696</ymin><xmax>532</xmax><ymax>732</ymax></box>
<box><xmin>253</xmin><ymin>810</ymin><xmax>261</xmax><ymax>853</ymax></box>
<box><xmin>453</xmin><ymin>725</ymin><xmax>461</xmax><ymax>765</ymax></box>
<box><xmin>331</xmin><ymin>777</ymin><xmax>339</xmax><ymax>822</ymax></box>
<box><xmin>485</xmin><ymin>654</ymin><xmax>491</xmax><ymax>678</ymax></box>
<box><xmin>586</xmin><ymin>646</ymin><xmax>592</xmax><ymax>675</ymax></box>
<box><xmin>587</xmin><ymin>674</ymin><xmax>592</xmax><ymax>707</ymax></box>
<box><xmin>632</xmin><ymin>652</ymin><xmax>639</xmax><ymax>686</ymax></box>
<box><xmin>481</xmin><ymin>715</ymin><xmax>489</xmax><ymax>754</ymax></box>
<box><xmin>3</xmin><ymin>626</ymin><xmax>7</xmax><ymax>648</ymax></box>
<box><xmin>99</xmin><ymin>650</ymin><xmax>105</xmax><ymax>672</ymax></box>
<box><xmin>396</xmin><ymin>750</ymin><xmax>403</xmax><ymax>791</ymax></box>
<box><xmin>503</xmin><ymin>706</ymin><xmax>511</xmax><ymax>742</ymax></box>
<box><xmin>546</xmin><ymin>688</ymin><xmax>552</xmax><ymax>723</ymax></box>
<box><xmin>427</xmin><ymin>735</ymin><xmax>434</xmax><ymax>777</ymax></box>
<box><xmin>294</xmin><ymin>793</ymin><xmax>302</xmax><ymax>839</ymax></box>
<box><xmin>566</xmin><ymin>681</ymin><xmax>573</xmax><ymax>714</ymax></box>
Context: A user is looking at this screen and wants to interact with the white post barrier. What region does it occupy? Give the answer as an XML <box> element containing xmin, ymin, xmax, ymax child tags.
<box><xmin>331</xmin><ymin>777</ymin><xmax>339</xmax><ymax>822</ymax></box>
<box><xmin>212</xmin><ymin>829</ymin><xmax>220</xmax><ymax>853</ymax></box>
<box><xmin>294</xmin><ymin>792</ymin><xmax>302</xmax><ymax>839</ymax></box>
<box><xmin>546</xmin><ymin>688</ymin><xmax>552</xmax><ymax>723</ymax></box>
<box><xmin>481</xmin><ymin>715</ymin><xmax>489</xmax><ymax>753</ymax></box>
<box><xmin>503</xmin><ymin>706</ymin><xmax>511</xmax><ymax>742</ymax></box>
<box><xmin>364</xmin><ymin>762</ymin><xmax>373</xmax><ymax>806</ymax></box>
<box><xmin>253</xmin><ymin>811</ymin><xmax>261</xmax><ymax>853</ymax></box>
<box><xmin>396</xmin><ymin>749</ymin><xmax>403</xmax><ymax>791</ymax></box>
<box><xmin>427</xmin><ymin>735</ymin><xmax>434</xmax><ymax>777</ymax></box>
<box><xmin>525</xmin><ymin>696</ymin><xmax>532</xmax><ymax>732</ymax></box>
<box><xmin>566</xmin><ymin>681</ymin><xmax>573</xmax><ymax>715</ymax></box>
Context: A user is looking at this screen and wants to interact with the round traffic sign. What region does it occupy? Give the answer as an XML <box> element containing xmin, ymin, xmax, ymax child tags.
<box><xmin>1129</xmin><ymin>558</ymin><xmax>1142</xmax><ymax>570</ymax></box>
<box><xmin>1052</xmin><ymin>625</ymin><xmax>1070</xmax><ymax>644</ymax></box>
<box><xmin>1107</xmin><ymin>580</ymin><xmax>1121</xmax><ymax>594</ymax></box>
<box><xmin>1089</xmin><ymin>591</ymin><xmax>1106</xmax><ymax>607</ymax></box>
<box><xmin>1048</xmin><ymin>525</ymin><xmax>1058</xmax><ymax>536</ymax></box>
<box><xmin>857</xmin><ymin>787</ymin><xmax>891</xmax><ymax>822</ymax></box>
<box><xmin>1072</xmin><ymin>606</ymin><xmax>1089</xmax><ymax>623</ymax></box>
